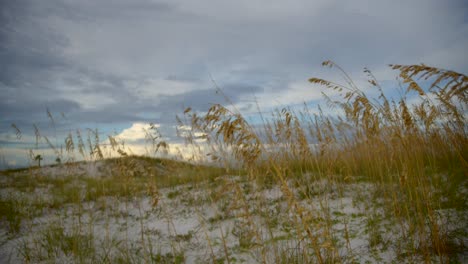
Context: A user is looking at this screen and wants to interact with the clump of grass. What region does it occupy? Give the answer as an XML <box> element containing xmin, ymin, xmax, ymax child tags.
<box><xmin>0</xmin><ymin>197</ymin><xmax>24</xmax><ymax>235</ymax></box>
<box><xmin>18</xmin><ymin>223</ymin><xmax>96</xmax><ymax>262</ymax></box>
<box><xmin>151</xmin><ymin>252</ymin><xmax>185</xmax><ymax>264</ymax></box>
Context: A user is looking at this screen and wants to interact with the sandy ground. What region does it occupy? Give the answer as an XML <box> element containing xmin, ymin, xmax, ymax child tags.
<box><xmin>0</xmin><ymin>164</ymin><xmax>466</xmax><ymax>263</ymax></box>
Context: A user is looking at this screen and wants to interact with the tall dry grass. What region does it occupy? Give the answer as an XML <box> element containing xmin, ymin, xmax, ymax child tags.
<box><xmin>180</xmin><ymin>61</ymin><xmax>467</xmax><ymax>262</ymax></box>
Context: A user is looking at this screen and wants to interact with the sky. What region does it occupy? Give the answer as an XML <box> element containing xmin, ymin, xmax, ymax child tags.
<box><xmin>1</xmin><ymin>0</ymin><xmax>467</xmax><ymax>168</ymax></box>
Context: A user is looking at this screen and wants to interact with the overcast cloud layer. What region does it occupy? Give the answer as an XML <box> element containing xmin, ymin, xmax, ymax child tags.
<box><xmin>1</xmin><ymin>0</ymin><xmax>467</xmax><ymax>167</ymax></box>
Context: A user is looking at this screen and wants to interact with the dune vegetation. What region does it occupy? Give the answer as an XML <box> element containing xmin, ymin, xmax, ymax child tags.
<box><xmin>0</xmin><ymin>62</ymin><xmax>466</xmax><ymax>263</ymax></box>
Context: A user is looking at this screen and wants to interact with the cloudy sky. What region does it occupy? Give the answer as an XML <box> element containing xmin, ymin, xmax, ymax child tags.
<box><xmin>1</xmin><ymin>0</ymin><xmax>467</xmax><ymax>168</ymax></box>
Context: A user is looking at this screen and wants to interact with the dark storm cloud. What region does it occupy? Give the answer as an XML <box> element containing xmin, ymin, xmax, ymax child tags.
<box><xmin>75</xmin><ymin>83</ymin><xmax>265</xmax><ymax>125</ymax></box>
<box><xmin>27</xmin><ymin>0</ymin><xmax>176</xmax><ymax>24</ymax></box>
<box><xmin>155</xmin><ymin>83</ymin><xmax>263</xmax><ymax>112</ymax></box>
<box><xmin>0</xmin><ymin>0</ymin><xmax>70</xmax><ymax>81</ymax></box>
<box><xmin>0</xmin><ymin>0</ymin><xmax>76</xmax><ymax>135</ymax></box>
<box><xmin>0</xmin><ymin>98</ymin><xmax>80</xmax><ymax>118</ymax></box>
<box><xmin>66</xmin><ymin>110</ymin><xmax>141</xmax><ymax>124</ymax></box>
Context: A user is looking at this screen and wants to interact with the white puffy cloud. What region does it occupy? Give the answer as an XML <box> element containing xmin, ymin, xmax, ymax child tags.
<box><xmin>113</xmin><ymin>122</ymin><xmax>159</xmax><ymax>143</ymax></box>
